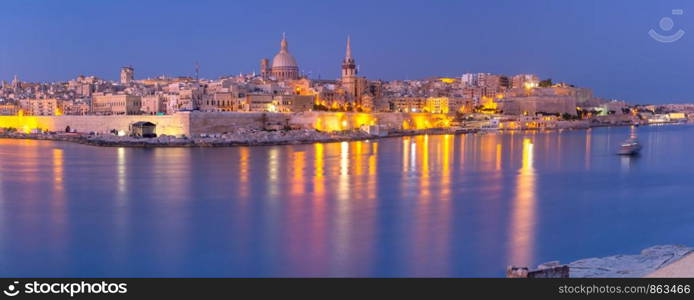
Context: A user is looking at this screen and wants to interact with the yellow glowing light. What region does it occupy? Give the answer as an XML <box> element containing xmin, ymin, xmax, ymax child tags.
<box><xmin>0</xmin><ymin>111</ymin><xmax>43</xmax><ymax>134</ymax></box>
<box><xmin>479</xmin><ymin>96</ymin><xmax>498</xmax><ymax>114</ymax></box>
<box><xmin>54</xmin><ymin>107</ymin><xmax>63</xmax><ymax>116</ymax></box>
<box><xmin>524</xmin><ymin>82</ymin><xmax>538</xmax><ymax>89</ymax></box>
<box><xmin>439</xmin><ymin>78</ymin><xmax>456</xmax><ymax>84</ymax></box>
<box><xmin>313</xmin><ymin>112</ymin><xmax>347</xmax><ymax>132</ymax></box>
<box><xmin>401</xmin><ymin>113</ymin><xmax>452</xmax><ymax>130</ymax></box>
<box><xmin>353</xmin><ymin>113</ymin><xmax>375</xmax><ymax>127</ymax></box>
<box><xmin>425</xmin><ymin>97</ymin><xmax>449</xmax><ymax>114</ymax></box>
<box><xmin>313</xmin><ymin>113</ymin><xmax>376</xmax><ymax>132</ymax></box>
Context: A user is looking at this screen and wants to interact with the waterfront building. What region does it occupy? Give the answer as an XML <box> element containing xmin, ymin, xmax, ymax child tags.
<box><xmin>244</xmin><ymin>94</ymin><xmax>276</xmax><ymax>112</ymax></box>
<box><xmin>276</xmin><ymin>95</ymin><xmax>315</xmax><ymax>112</ymax></box>
<box><xmin>177</xmin><ymin>88</ymin><xmax>204</xmax><ymax>111</ymax></box>
<box><xmin>142</xmin><ymin>94</ymin><xmax>168</xmax><ymax>114</ymax></box>
<box><xmin>241</xmin><ymin>94</ymin><xmax>315</xmax><ymax>113</ymax></box>
<box><xmin>500</xmin><ymin>87</ymin><xmax>592</xmax><ymax>116</ymax></box>
<box><xmin>511</xmin><ymin>74</ymin><xmax>539</xmax><ymax>89</ymax></box>
<box><xmin>162</xmin><ymin>93</ymin><xmax>181</xmax><ymax>115</ymax></box>
<box><xmin>19</xmin><ymin>98</ymin><xmax>60</xmax><ymax>116</ymax></box>
<box><xmin>371</xmin><ymin>97</ymin><xmax>392</xmax><ymax>112</ymax></box>
<box><xmin>61</xmin><ymin>100</ymin><xmax>91</xmax><ymax>115</ymax></box>
<box><xmin>199</xmin><ymin>92</ymin><xmax>243</xmax><ymax>112</ymax></box>
<box><xmin>462</xmin><ymin>86</ymin><xmax>495</xmax><ymax>104</ymax></box>
<box><xmin>448</xmin><ymin>97</ymin><xmax>474</xmax><ymax>113</ymax></box>
<box><xmin>389</xmin><ymin>96</ymin><xmax>427</xmax><ymax>112</ymax></box>
<box><xmin>425</xmin><ymin>97</ymin><xmax>449</xmax><ymax>114</ymax></box>
<box><xmin>129</xmin><ymin>121</ymin><xmax>157</xmax><ymax>138</ymax></box>
<box><xmin>0</xmin><ymin>104</ymin><xmax>20</xmax><ymax>116</ymax></box>
<box><xmin>92</xmin><ymin>93</ymin><xmax>142</xmax><ymax>115</ymax></box>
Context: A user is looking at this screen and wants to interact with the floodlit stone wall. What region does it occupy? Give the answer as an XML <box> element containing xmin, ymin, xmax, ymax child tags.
<box><xmin>0</xmin><ymin>111</ymin><xmax>453</xmax><ymax>137</ymax></box>
<box><xmin>0</xmin><ymin>113</ymin><xmax>189</xmax><ymax>136</ymax></box>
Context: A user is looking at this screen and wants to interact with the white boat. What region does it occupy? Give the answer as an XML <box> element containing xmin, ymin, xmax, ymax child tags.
<box><xmin>618</xmin><ymin>138</ymin><xmax>642</xmax><ymax>156</ymax></box>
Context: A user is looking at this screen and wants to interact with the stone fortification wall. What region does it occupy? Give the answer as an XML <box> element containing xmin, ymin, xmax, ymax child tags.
<box><xmin>0</xmin><ymin>111</ymin><xmax>452</xmax><ymax>137</ymax></box>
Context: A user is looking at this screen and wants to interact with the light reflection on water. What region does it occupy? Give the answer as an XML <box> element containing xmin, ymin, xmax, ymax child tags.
<box><xmin>507</xmin><ymin>138</ymin><xmax>536</xmax><ymax>267</ymax></box>
<box><xmin>1</xmin><ymin>125</ymin><xmax>694</xmax><ymax>276</ymax></box>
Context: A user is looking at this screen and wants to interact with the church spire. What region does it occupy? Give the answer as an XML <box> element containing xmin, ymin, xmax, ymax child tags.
<box><xmin>280</xmin><ymin>32</ymin><xmax>288</xmax><ymax>52</ymax></box>
<box><xmin>341</xmin><ymin>35</ymin><xmax>357</xmax><ymax>78</ymax></box>
<box><xmin>345</xmin><ymin>35</ymin><xmax>352</xmax><ymax>60</ymax></box>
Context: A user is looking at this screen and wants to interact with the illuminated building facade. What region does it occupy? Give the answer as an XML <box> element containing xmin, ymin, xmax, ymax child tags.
<box><xmin>19</xmin><ymin>98</ymin><xmax>60</xmax><ymax>116</ymax></box>
<box><xmin>425</xmin><ymin>97</ymin><xmax>449</xmax><ymax>114</ymax></box>
<box><xmin>92</xmin><ymin>93</ymin><xmax>142</xmax><ymax>115</ymax></box>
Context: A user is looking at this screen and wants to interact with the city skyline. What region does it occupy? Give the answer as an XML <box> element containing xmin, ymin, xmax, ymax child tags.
<box><xmin>1</xmin><ymin>0</ymin><xmax>693</xmax><ymax>104</ymax></box>
<box><xmin>4</xmin><ymin>1</ymin><xmax>694</xmax><ymax>284</ymax></box>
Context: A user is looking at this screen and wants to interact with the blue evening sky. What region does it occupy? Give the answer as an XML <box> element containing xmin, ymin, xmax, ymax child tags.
<box><xmin>1</xmin><ymin>0</ymin><xmax>693</xmax><ymax>104</ymax></box>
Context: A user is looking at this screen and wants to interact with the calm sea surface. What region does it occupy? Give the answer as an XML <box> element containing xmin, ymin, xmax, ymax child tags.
<box><xmin>1</xmin><ymin>125</ymin><xmax>694</xmax><ymax>277</ymax></box>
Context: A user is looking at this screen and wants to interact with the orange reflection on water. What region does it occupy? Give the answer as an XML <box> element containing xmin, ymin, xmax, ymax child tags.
<box><xmin>291</xmin><ymin>151</ymin><xmax>306</xmax><ymax>195</ymax></box>
<box><xmin>402</xmin><ymin>137</ymin><xmax>411</xmax><ymax>173</ymax></box>
<box><xmin>508</xmin><ymin>138</ymin><xmax>537</xmax><ymax>266</ymax></box>
<box><xmin>417</xmin><ymin>135</ymin><xmax>430</xmax><ymax>198</ymax></box>
<box><xmin>52</xmin><ymin>149</ymin><xmax>64</xmax><ymax>191</ymax></box>
<box><xmin>479</xmin><ymin>133</ymin><xmax>498</xmax><ymax>171</ymax></box>
<box><xmin>267</xmin><ymin>147</ymin><xmax>280</xmax><ymax>198</ymax></box>
<box><xmin>332</xmin><ymin>141</ymin><xmax>353</xmax><ymax>271</ymax></box>
<box><xmin>353</xmin><ymin>141</ymin><xmax>365</xmax><ymax>176</ymax></box>
<box><xmin>295</xmin><ymin>142</ymin><xmax>328</xmax><ymax>274</ymax></box>
<box><xmin>117</xmin><ymin>147</ymin><xmax>126</xmax><ymax>195</ymax></box>
<box><xmin>496</xmin><ymin>143</ymin><xmax>502</xmax><ymax>171</ymax></box>
<box><xmin>51</xmin><ymin>148</ymin><xmax>66</xmax><ymax>250</ymax></box>
<box><xmin>585</xmin><ymin>129</ymin><xmax>592</xmax><ymax>170</ymax></box>
<box><xmin>313</xmin><ymin>143</ymin><xmax>325</xmax><ymax>194</ymax></box>
<box><xmin>407</xmin><ymin>135</ymin><xmax>453</xmax><ymax>275</ymax></box>
<box><xmin>459</xmin><ymin>134</ymin><xmax>466</xmax><ymax>168</ymax></box>
<box><xmin>367</xmin><ymin>142</ymin><xmax>378</xmax><ymax>199</ymax></box>
<box><xmin>441</xmin><ymin>135</ymin><xmax>452</xmax><ymax>198</ymax></box>
<box><xmin>239</xmin><ymin>147</ymin><xmax>250</xmax><ymax>198</ymax></box>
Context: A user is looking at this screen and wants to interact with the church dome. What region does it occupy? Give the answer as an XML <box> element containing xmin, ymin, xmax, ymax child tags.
<box><xmin>272</xmin><ymin>35</ymin><xmax>298</xmax><ymax>68</ymax></box>
<box><xmin>272</xmin><ymin>52</ymin><xmax>298</xmax><ymax>68</ymax></box>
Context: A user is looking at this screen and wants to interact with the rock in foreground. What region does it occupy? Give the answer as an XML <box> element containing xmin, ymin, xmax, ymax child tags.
<box><xmin>567</xmin><ymin>245</ymin><xmax>693</xmax><ymax>278</ymax></box>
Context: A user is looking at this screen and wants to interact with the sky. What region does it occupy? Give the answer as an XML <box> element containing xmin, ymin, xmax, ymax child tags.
<box><xmin>1</xmin><ymin>0</ymin><xmax>693</xmax><ymax>104</ymax></box>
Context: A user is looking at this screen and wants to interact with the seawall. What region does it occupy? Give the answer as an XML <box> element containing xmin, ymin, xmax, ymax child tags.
<box><xmin>0</xmin><ymin>114</ymin><xmax>189</xmax><ymax>136</ymax></box>
<box><xmin>0</xmin><ymin>112</ymin><xmax>452</xmax><ymax>137</ymax></box>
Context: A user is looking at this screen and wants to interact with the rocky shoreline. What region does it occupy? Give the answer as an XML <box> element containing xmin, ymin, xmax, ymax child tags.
<box><xmin>0</xmin><ymin>122</ymin><xmax>683</xmax><ymax>148</ymax></box>
<box><xmin>0</xmin><ymin>127</ymin><xmax>474</xmax><ymax>148</ymax></box>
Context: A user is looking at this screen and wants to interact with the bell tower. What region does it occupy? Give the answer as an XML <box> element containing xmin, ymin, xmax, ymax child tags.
<box><xmin>341</xmin><ymin>36</ymin><xmax>357</xmax><ymax>79</ymax></box>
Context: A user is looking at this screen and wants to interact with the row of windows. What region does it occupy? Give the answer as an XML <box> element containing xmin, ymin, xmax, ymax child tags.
<box><xmin>94</xmin><ymin>101</ymin><xmax>141</xmax><ymax>107</ymax></box>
